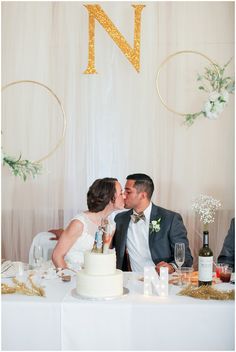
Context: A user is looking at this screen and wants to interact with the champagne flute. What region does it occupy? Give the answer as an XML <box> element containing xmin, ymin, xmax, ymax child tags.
<box><xmin>174</xmin><ymin>243</ymin><xmax>185</xmax><ymax>286</ymax></box>
<box><xmin>33</xmin><ymin>244</ymin><xmax>43</xmax><ymax>268</ymax></box>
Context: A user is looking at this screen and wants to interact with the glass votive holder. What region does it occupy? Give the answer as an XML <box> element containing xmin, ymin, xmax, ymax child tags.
<box><xmin>219</xmin><ymin>266</ymin><xmax>233</xmax><ymax>283</ymax></box>
<box><xmin>24</xmin><ymin>263</ymin><xmax>30</xmax><ymax>272</ymax></box>
<box><xmin>181</xmin><ymin>267</ymin><xmax>194</xmax><ymax>286</ymax></box>
<box><xmin>13</xmin><ymin>261</ymin><xmax>24</xmax><ymax>276</ymax></box>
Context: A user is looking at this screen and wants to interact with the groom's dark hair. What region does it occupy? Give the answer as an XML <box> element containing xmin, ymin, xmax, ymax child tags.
<box><xmin>87</xmin><ymin>177</ymin><xmax>118</xmax><ymax>212</ymax></box>
<box><xmin>126</xmin><ymin>173</ymin><xmax>154</xmax><ymax>199</ymax></box>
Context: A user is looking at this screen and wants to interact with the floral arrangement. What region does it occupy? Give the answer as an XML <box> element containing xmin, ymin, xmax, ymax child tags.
<box><xmin>192</xmin><ymin>195</ymin><xmax>221</xmax><ymax>230</ymax></box>
<box><xmin>184</xmin><ymin>59</ymin><xmax>234</xmax><ymax>126</ymax></box>
<box><xmin>149</xmin><ymin>218</ymin><xmax>161</xmax><ymax>233</ymax></box>
<box><xmin>2</xmin><ymin>152</ymin><xmax>42</xmax><ymax>181</ymax></box>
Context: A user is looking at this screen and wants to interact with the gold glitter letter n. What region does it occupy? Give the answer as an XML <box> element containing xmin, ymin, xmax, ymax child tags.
<box><xmin>83</xmin><ymin>4</ymin><xmax>145</xmax><ymax>74</ymax></box>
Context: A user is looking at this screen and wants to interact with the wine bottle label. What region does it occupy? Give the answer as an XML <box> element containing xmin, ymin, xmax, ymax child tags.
<box><xmin>198</xmin><ymin>256</ymin><xmax>213</xmax><ymax>281</ymax></box>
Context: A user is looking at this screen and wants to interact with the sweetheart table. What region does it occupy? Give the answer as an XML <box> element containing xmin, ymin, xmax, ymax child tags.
<box><xmin>1</xmin><ymin>272</ymin><xmax>235</xmax><ymax>351</ymax></box>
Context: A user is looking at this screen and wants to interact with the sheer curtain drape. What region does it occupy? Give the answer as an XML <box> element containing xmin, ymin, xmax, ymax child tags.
<box><xmin>2</xmin><ymin>2</ymin><xmax>234</xmax><ymax>267</ymax></box>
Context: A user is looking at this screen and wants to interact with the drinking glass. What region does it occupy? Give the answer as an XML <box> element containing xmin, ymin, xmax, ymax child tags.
<box><xmin>13</xmin><ymin>261</ymin><xmax>24</xmax><ymax>276</ymax></box>
<box><xmin>219</xmin><ymin>265</ymin><xmax>232</xmax><ymax>283</ymax></box>
<box><xmin>215</xmin><ymin>263</ymin><xmax>227</xmax><ymax>278</ymax></box>
<box><xmin>33</xmin><ymin>245</ymin><xmax>43</xmax><ymax>268</ymax></box>
<box><xmin>174</xmin><ymin>243</ymin><xmax>185</xmax><ymax>286</ymax></box>
<box><xmin>180</xmin><ymin>267</ymin><xmax>193</xmax><ymax>286</ymax></box>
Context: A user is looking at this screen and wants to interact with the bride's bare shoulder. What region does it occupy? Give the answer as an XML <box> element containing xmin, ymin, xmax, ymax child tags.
<box><xmin>67</xmin><ymin>219</ymin><xmax>84</xmax><ymax>233</ymax></box>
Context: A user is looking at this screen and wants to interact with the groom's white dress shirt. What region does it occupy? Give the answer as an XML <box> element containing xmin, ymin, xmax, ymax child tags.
<box><xmin>126</xmin><ymin>202</ymin><xmax>155</xmax><ymax>272</ymax></box>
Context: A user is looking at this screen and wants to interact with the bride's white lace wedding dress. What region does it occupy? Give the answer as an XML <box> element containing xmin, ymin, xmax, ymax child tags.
<box><xmin>65</xmin><ymin>212</ymin><xmax>98</xmax><ymax>270</ymax></box>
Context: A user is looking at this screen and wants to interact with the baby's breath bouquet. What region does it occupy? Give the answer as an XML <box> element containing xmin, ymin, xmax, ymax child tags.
<box><xmin>192</xmin><ymin>195</ymin><xmax>221</xmax><ymax>231</ymax></box>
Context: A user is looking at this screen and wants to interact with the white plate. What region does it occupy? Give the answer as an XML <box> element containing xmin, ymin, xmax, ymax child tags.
<box><xmin>1</xmin><ymin>273</ymin><xmax>16</xmax><ymax>279</ymax></box>
<box><xmin>214</xmin><ymin>283</ymin><xmax>235</xmax><ymax>291</ymax></box>
<box><xmin>61</xmin><ymin>268</ymin><xmax>77</xmax><ymax>277</ymax></box>
<box><xmin>1</xmin><ymin>269</ymin><xmax>17</xmax><ymax>278</ymax></box>
<box><xmin>71</xmin><ymin>287</ymin><xmax>129</xmax><ymax>301</ymax></box>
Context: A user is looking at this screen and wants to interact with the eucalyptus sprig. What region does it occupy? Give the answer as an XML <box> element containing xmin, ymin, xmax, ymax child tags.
<box><xmin>2</xmin><ymin>152</ymin><xmax>42</xmax><ymax>181</ymax></box>
<box><xmin>184</xmin><ymin>59</ymin><xmax>234</xmax><ymax>126</ymax></box>
<box><xmin>197</xmin><ymin>59</ymin><xmax>235</xmax><ymax>93</ymax></box>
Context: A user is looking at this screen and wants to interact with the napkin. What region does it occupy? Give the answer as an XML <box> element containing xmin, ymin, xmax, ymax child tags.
<box><xmin>1</xmin><ymin>261</ymin><xmax>17</xmax><ymax>277</ymax></box>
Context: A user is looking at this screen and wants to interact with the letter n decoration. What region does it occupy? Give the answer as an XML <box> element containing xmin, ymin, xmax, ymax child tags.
<box><xmin>83</xmin><ymin>4</ymin><xmax>145</xmax><ymax>74</ymax></box>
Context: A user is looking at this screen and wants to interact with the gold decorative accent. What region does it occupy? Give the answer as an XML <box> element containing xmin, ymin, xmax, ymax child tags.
<box><xmin>178</xmin><ymin>284</ymin><xmax>234</xmax><ymax>300</ymax></box>
<box><xmin>156</xmin><ymin>50</ymin><xmax>219</xmax><ymax>116</ymax></box>
<box><xmin>83</xmin><ymin>4</ymin><xmax>145</xmax><ymax>74</ymax></box>
<box><xmin>2</xmin><ymin>80</ymin><xmax>67</xmax><ymax>164</ymax></box>
<box><xmin>1</xmin><ymin>275</ymin><xmax>46</xmax><ymax>297</ymax></box>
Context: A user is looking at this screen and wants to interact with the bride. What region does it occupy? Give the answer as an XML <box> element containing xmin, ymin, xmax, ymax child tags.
<box><xmin>52</xmin><ymin>177</ymin><xmax>124</xmax><ymax>269</ymax></box>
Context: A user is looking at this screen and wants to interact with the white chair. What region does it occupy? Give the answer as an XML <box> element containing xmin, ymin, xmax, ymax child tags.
<box><xmin>29</xmin><ymin>232</ymin><xmax>58</xmax><ymax>266</ymax></box>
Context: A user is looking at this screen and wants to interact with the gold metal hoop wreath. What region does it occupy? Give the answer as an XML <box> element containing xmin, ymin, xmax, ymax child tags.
<box><xmin>2</xmin><ymin>80</ymin><xmax>67</xmax><ymax>164</ymax></box>
<box><xmin>156</xmin><ymin>50</ymin><xmax>219</xmax><ymax>117</ymax></box>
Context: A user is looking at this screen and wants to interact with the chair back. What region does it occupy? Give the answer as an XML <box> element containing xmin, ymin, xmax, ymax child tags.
<box><xmin>29</xmin><ymin>232</ymin><xmax>57</xmax><ymax>265</ymax></box>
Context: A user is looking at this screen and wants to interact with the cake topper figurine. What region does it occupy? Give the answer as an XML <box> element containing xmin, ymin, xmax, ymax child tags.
<box><xmin>92</xmin><ymin>226</ymin><xmax>103</xmax><ymax>253</ymax></box>
<box><xmin>92</xmin><ymin>219</ymin><xmax>116</xmax><ymax>253</ymax></box>
<box><xmin>102</xmin><ymin>221</ymin><xmax>116</xmax><ymax>254</ymax></box>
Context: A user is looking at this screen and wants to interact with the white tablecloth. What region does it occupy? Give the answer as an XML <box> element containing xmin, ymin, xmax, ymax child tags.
<box><xmin>2</xmin><ymin>277</ymin><xmax>69</xmax><ymax>351</ymax></box>
<box><xmin>1</xmin><ymin>273</ymin><xmax>235</xmax><ymax>351</ymax></box>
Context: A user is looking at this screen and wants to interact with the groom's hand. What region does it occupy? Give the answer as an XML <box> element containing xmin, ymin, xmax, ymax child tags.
<box><xmin>155</xmin><ymin>261</ymin><xmax>175</xmax><ymax>274</ymax></box>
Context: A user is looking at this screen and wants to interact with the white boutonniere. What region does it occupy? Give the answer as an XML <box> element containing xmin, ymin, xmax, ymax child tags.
<box><xmin>149</xmin><ymin>218</ymin><xmax>161</xmax><ymax>234</ymax></box>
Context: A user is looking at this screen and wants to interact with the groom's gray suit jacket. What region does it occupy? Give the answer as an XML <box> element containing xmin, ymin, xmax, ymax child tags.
<box><xmin>113</xmin><ymin>203</ymin><xmax>193</xmax><ymax>271</ymax></box>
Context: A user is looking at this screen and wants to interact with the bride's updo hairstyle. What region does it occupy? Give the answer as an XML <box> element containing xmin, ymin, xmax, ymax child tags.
<box><xmin>87</xmin><ymin>177</ymin><xmax>118</xmax><ymax>212</ymax></box>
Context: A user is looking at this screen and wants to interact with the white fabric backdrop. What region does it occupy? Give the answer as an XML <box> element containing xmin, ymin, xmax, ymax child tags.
<box><xmin>1</xmin><ymin>2</ymin><xmax>234</xmax><ymax>266</ymax></box>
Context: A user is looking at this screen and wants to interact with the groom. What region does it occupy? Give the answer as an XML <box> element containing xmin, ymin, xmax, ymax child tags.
<box><xmin>113</xmin><ymin>173</ymin><xmax>193</xmax><ymax>273</ymax></box>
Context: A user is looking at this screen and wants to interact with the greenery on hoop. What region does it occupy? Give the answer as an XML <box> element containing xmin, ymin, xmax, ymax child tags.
<box><xmin>2</xmin><ymin>152</ymin><xmax>42</xmax><ymax>181</ymax></box>
<box><xmin>184</xmin><ymin>59</ymin><xmax>235</xmax><ymax>126</ymax></box>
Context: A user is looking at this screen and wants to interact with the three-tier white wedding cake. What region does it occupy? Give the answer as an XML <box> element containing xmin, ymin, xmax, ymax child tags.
<box><xmin>76</xmin><ymin>250</ymin><xmax>123</xmax><ymax>298</ymax></box>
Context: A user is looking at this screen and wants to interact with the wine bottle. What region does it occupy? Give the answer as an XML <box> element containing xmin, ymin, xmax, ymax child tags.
<box><xmin>198</xmin><ymin>230</ymin><xmax>213</xmax><ymax>286</ymax></box>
